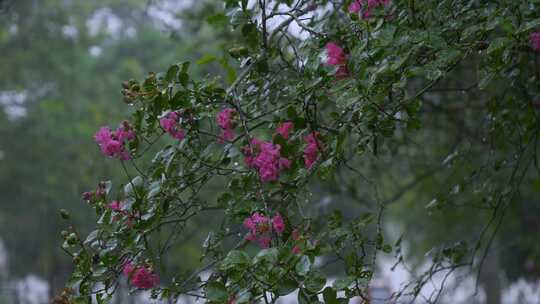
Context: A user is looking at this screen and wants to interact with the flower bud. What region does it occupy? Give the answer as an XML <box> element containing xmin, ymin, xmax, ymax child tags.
<box><xmin>60</xmin><ymin>209</ymin><xmax>70</xmax><ymax>220</ymax></box>
<box><xmin>228</xmin><ymin>47</ymin><xmax>249</xmax><ymax>58</ymax></box>
<box><xmin>66</xmin><ymin>233</ymin><xmax>78</xmax><ymax>245</ymax></box>
<box><xmin>82</xmin><ymin>191</ymin><xmax>93</xmax><ymax>201</ymax></box>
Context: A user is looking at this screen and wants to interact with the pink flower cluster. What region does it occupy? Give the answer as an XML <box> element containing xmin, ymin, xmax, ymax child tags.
<box><xmin>108</xmin><ymin>200</ymin><xmax>133</xmax><ymax>223</ymax></box>
<box><xmin>275</xmin><ymin>121</ymin><xmax>294</xmax><ymax>140</ymax></box>
<box><xmin>243</xmin><ymin>212</ymin><xmax>285</xmax><ymax>248</ymax></box>
<box><xmin>94</xmin><ymin>121</ymin><xmax>135</xmax><ymax>160</ymax></box>
<box><xmin>303</xmin><ymin>132</ymin><xmax>323</xmax><ymax>169</ymax></box>
<box><xmin>82</xmin><ymin>181</ymin><xmax>109</xmax><ymax>204</ymax></box>
<box><xmin>217</xmin><ymin>108</ymin><xmax>237</xmax><ymax>143</ymax></box>
<box><xmin>242</xmin><ymin>138</ymin><xmax>291</xmax><ymax>182</ymax></box>
<box><xmin>122</xmin><ymin>262</ymin><xmax>159</xmax><ymax>289</ymax></box>
<box><xmin>108</xmin><ymin>200</ymin><xmax>123</xmax><ymax>212</ymax></box>
<box><xmin>325</xmin><ymin>42</ymin><xmax>349</xmax><ymax>78</ymax></box>
<box><xmin>160</xmin><ymin>111</ymin><xmax>185</xmax><ymax>140</ymax></box>
<box><xmin>530</xmin><ymin>32</ymin><xmax>540</xmax><ymax>51</ymax></box>
<box><xmin>348</xmin><ymin>0</ymin><xmax>391</xmax><ymax>19</ymax></box>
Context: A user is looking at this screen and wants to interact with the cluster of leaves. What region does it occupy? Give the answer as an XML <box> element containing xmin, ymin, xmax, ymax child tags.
<box><xmin>60</xmin><ymin>0</ymin><xmax>540</xmax><ymax>303</ymax></box>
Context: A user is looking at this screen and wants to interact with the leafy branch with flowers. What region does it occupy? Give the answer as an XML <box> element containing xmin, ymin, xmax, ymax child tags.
<box><xmin>57</xmin><ymin>1</ymin><xmax>540</xmax><ymax>303</ymax></box>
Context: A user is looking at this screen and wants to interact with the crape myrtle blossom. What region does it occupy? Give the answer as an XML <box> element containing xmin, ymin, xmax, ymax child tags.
<box><xmin>325</xmin><ymin>42</ymin><xmax>349</xmax><ymax>78</ymax></box>
<box><xmin>217</xmin><ymin>108</ymin><xmax>237</xmax><ymax>143</ymax></box>
<box><xmin>275</xmin><ymin>121</ymin><xmax>294</xmax><ymax>140</ymax></box>
<box><xmin>108</xmin><ymin>200</ymin><xmax>124</xmax><ymax>221</ymax></box>
<box><xmin>243</xmin><ymin>212</ymin><xmax>285</xmax><ymax>248</ymax></box>
<box><xmin>159</xmin><ymin>111</ymin><xmax>185</xmax><ymax>140</ymax></box>
<box><xmin>530</xmin><ymin>32</ymin><xmax>540</xmax><ymax>51</ymax></box>
<box><xmin>303</xmin><ymin>132</ymin><xmax>323</xmax><ymax>169</ymax></box>
<box><xmin>82</xmin><ymin>181</ymin><xmax>109</xmax><ymax>204</ymax></box>
<box><xmin>108</xmin><ymin>200</ymin><xmax>123</xmax><ymax>212</ymax></box>
<box><xmin>94</xmin><ymin>121</ymin><xmax>135</xmax><ymax>160</ymax></box>
<box><xmin>217</xmin><ymin>109</ymin><xmax>237</xmax><ymax>141</ymax></box>
<box><xmin>348</xmin><ymin>0</ymin><xmax>391</xmax><ymax>19</ymax></box>
<box><xmin>241</xmin><ymin>138</ymin><xmax>291</xmax><ymax>182</ymax></box>
<box><xmin>217</xmin><ymin>108</ymin><xmax>237</xmax><ymax>130</ymax></box>
<box><xmin>122</xmin><ymin>262</ymin><xmax>160</xmax><ymax>289</ymax></box>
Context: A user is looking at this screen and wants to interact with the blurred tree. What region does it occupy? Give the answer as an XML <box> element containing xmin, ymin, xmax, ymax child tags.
<box><xmin>0</xmin><ymin>0</ymin><xmax>233</xmax><ymax>297</ymax></box>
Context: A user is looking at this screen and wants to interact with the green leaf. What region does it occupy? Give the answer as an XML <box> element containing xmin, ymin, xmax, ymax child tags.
<box><xmin>147</xmin><ymin>181</ymin><xmax>161</xmax><ymax>198</ymax></box>
<box><xmin>178</xmin><ymin>72</ymin><xmax>189</xmax><ymax>87</ymax></box>
<box><xmin>332</xmin><ymin>276</ymin><xmax>354</xmax><ymax>290</ymax></box>
<box><xmin>297</xmin><ymin>289</ymin><xmax>318</xmax><ymax>304</ymax></box>
<box><xmin>533</xmin><ymin>177</ymin><xmax>540</xmax><ymax>192</ymax></box>
<box><xmin>235</xmin><ymin>289</ymin><xmax>252</xmax><ymax>303</ymax></box>
<box><xmin>478</xmin><ymin>68</ymin><xmax>496</xmax><ymax>90</ymax></box>
<box><xmin>275</xmin><ymin>278</ymin><xmax>298</xmax><ymax>296</ymax></box>
<box><xmin>205</xmin><ymin>282</ymin><xmax>228</xmax><ymax>302</ymax></box>
<box><xmin>487</xmin><ymin>37</ymin><xmax>511</xmax><ymax>55</ymax></box>
<box><xmin>228</xmin><ymin>8</ymin><xmax>249</xmax><ymax>26</ymax></box>
<box><xmin>84</xmin><ymin>230</ymin><xmax>99</xmax><ymax>245</ymax></box>
<box><xmin>295</xmin><ymin>255</ymin><xmax>311</xmax><ymax>276</ymax></box>
<box><xmin>197</xmin><ymin>54</ymin><xmax>218</xmax><ymax>65</ymax></box>
<box><xmin>323</xmin><ymin>287</ymin><xmax>339</xmax><ymax>304</ymax></box>
<box><xmin>518</xmin><ymin>20</ymin><xmax>540</xmax><ymax>33</ymax></box>
<box><xmin>304</xmin><ymin>270</ymin><xmax>326</xmax><ymax>293</ymax></box>
<box><xmin>124</xmin><ymin>176</ymin><xmax>143</xmax><ymax>196</ymax></box>
<box><xmin>207</xmin><ymin>13</ymin><xmax>229</xmax><ymax>27</ymax></box>
<box><xmin>376</xmin><ymin>25</ymin><xmax>396</xmax><ymax>46</ymax></box>
<box><xmin>166</xmin><ymin>64</ymin><xmax>179</xmax><ymax>82</ymax></box>
<box><xmin>221</xmin><ymin>250</ymin><xmax>250</xmax><ymax>270</ymax></box>
<box><xmin>253</xmin><ymin>248</ymin><xmax>278</xmax><ymax>264</ymax></box>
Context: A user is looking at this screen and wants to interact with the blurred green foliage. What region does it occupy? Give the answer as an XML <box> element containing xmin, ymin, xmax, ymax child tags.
<box><xmin>0</xmin><ymin>0</ymin><xmax>235</xmax><ymax>295</ymax></box>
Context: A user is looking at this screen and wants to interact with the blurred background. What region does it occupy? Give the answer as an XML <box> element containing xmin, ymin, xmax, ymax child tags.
<box><xmin>0</xmin><ymin>1</ymin><xmax>539</xmax><ymax>304</ymax></box>
<box><xmin>0</xmin><ymin>0</ymin><xmax>234</xmax><ymax>302</ymax></box>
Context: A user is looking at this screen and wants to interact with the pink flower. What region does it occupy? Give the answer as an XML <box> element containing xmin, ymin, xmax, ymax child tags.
<box><xmin>123</xmin><ymin>263</ymin><xmax>159</xmax><ymax>289</ymax></box>
<box><xmin>94</xmin><ymin>127</ymin><xmax>112</xmax><ymax>144</ymax></box>
<box><xmin>258</xmin><ymin>236</ymin><xmax>271</xmax><ymax>248</ymax></box>
<box><xmin>160</xmin><ymin>112</ymin><xmax>185</xmax><ymax>140</ymax></box>
<box><xmin>101</xmin><ymin>140</ymin><xmax>122</xmax><ymax>157</ymax></box>
<box><xmin>303</xmin><ymin>132</ymin><xmax>323</xmax><ymax>169</ymax></box>
<box><xmin>243</xmin><ymin>216</ymin><xmax>257</xmax><ymax>231</ymax></box>
<box><xmin>116</xmin><ymin>121</ymin><xmax>135</xmax><ymax>142</ymax></box>
<box><xmin>276</xmin><ymin>122</ymin><xmax>294</xmax><ymax>140</ymax></box>
<box><xmin>218</xmin><ymin>128</ymin><xmax>235</xmax><ymax>143</ymax></box>
<box><xmin>94</xmin><ymin>122</ymin><xmax>135</xmax><ymax>160</ymax></box>
<box><xmin>244</xmin><ymin>212</ymin><xmax>284</xmax><ymax>248</ymax></box>
<box><xmin>348</xmin><ymin>0</ymin><xmax>362</xmax><ymax>13</ymax></box>
<box><xmin>325</xmin><ymin>42</ymin><xmax>346</xmax><ymax>66</ymax></box>
<box><xmin>278</xmin><ymin>158</ymin><xmax>291</xmax><ymax>170</ymax></box>
<box><xmin>122</xmin><ymin>262</ymin><xmax>135</xmax><ymax>277</ymax></box>
<box><xmin>131</xmin><ymin>267</ymin><xmax>160</xmax><ymax>289</ymax></box>
<box><xmin>108</xmin><ymin>200</ymin><xmax>122</xmax><ymax>211</ymax></box>
<box><xmin>272</xmin><ymin>213</ymin><xmax>285</xmax><ymax>234</ymax></box>
<box><xmin>530</xmin><ymin>32</ymin><xmax>540</xmax><ymax>51</ymax></box>
<box><xmin>82</xmin><ymin>191</ymin><xmax>93</xmax><ymax>201</ymax></box>
<box><xmin>325</xmin><ymin>42</ymin><xmax>349</xmax><ymax>78</ymax></box>
<box><xmin>241</xmin><ymin>138</ymin><xmax>291</xmax><ymax>182</ymax></box>
<box><xmin>216</xmin><ymin>108</ymin><xmax>237</xmax><ymax>144</ymax></box>
<box><xmin>292</xmin><ymin>246</ymin><xmax>302</xmax><ymax>255</ymax></box>
<box><xmin>217</xmin><ymin>108</ymin><xmax>237</xmax><ymax>130</ymax></box>
<box><xmin>349</xmin><ymin>0</ymin><xmax>391</xmax><ymax>19</ymax></box>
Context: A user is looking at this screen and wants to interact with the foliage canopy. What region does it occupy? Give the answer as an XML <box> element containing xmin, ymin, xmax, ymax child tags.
<box><xmin>58</xmin><ymin>1</ymin><xmax>540</xmax><ymax>303</ymax></box>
